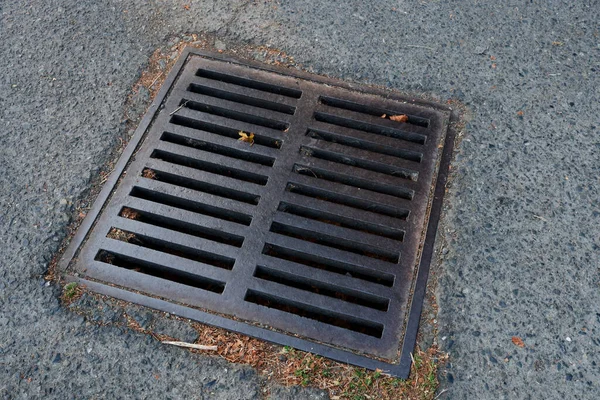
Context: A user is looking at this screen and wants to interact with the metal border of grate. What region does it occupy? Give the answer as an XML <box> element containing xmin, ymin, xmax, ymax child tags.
<box><xmin>59</xmin><ymin>48</ymin><xmax>457</xmax><ymax>378</ymax></box>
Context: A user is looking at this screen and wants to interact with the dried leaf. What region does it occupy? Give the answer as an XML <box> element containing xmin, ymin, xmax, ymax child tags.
<box><xmin>142</xmin><ymin>168</ymin><xmax>156</xmax><ymax>179</ymax></box>
<box><xmin>512</xmin><ymin>336</ymin><xmax>525</xmax><ymax>348</ymax></box>
<box><xmin>121</xmin><ymin>207</ymin><xmax>139</xmax><ymax>220</ymax></box>
<box><xmin>238</xmin><ymin>131</ymin><xmax>255</xmax><ymax>145</ymax></box>
<box><xmin>183</xmin><ymin>4</ymin><xmax>190</xmax><ymax>10</ymax></box>
<box><xmin>516</xmin><ymin>110</ymin><xmax>524</xmax><ymax>117</ymax></box>
<box><xmin>389</xmin><ymin>114</ymin><xmax>409</xmax><ymax>122</ymax></box>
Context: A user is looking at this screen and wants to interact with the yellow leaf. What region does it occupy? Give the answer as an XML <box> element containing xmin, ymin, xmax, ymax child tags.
<box><xmin>238</xmin><ymin>131</ymin><xmax>255</xmax><ymax>145</ymax></box>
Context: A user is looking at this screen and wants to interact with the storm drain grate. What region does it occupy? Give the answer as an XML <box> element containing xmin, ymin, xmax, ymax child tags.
<box><xmin>60</xmin><ymin>49</ymin><xmax>456</xmax><ymax>377</ymax></box>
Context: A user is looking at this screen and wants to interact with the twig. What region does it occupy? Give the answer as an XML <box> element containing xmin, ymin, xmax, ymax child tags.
<box><xmin>149</xmin><ymin>71</ymin><xmax>163</xmax><ymax>89</ymax></box>
<box><xmin>435</xmin><ymin>388</ymin><xmax>450</xmax><ymax>399</ymax></box>
<box><xmin>533</xmin><ymin>215</ymin><xmax>548</xmax><ymax>222</ymax></box>
<box><xmin>162</xmin><ymin>341</ymin><xmax>218</xmax><ymax>351</ymax></box>
<box><xmin>405</xmin><ymin>44</ymin><xmax>434</xmax><ymax>50</ymax></box>
<box><xmin>99</xmin><ymin>168</ymin><xmax>113</xmax><ymax>184</ymax></box>
<box><xmin>169</xmin><ymin>100</ymin><xmax>189</xmax><ymax>116</ymax></box>
<box><xmin>410</xmin><ymin>352</ymin><xmax>418</xmax><ymax>388</ymax></box>
<box><xmin>296</xmin><ymin>167</ymin><xmax>318</xmax><ymax>178</ymax></box>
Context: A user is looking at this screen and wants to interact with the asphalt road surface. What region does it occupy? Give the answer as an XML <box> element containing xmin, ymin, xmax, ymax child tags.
<box><xmin>1</xmin><ymin>1</ymin><xmax>598</xmax><ymax>398</ymax></box>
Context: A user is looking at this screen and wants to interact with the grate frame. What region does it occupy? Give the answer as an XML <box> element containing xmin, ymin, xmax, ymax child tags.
<box><xmin>59</xmin><ymin>48</ymin><xmax>457</xmax><ymax>378</ymax></box>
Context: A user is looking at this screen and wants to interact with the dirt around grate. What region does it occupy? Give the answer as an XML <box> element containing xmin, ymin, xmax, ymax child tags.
<box><xmin>65</xmin><ymin>284</ymin><xmax>446</xmax><ymax>400</ymax></box>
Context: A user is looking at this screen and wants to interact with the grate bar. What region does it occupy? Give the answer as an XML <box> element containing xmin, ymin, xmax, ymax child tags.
<box><xmin>131</xmin><ymin>179</ymin><xmax>255</xmax><ymax>225</ymax></box>
<box><xmin>264</xmin><ymin>232</ymin><xmax>398</xmax><ymax>275</ymax></box>
<box><xmin>245</xmin><ymin>278</ymin><xmax>388</xmax><ymax>326</ymax></box>
<box><xmin>296</xmin><ymin>155</ymin><xmax>419</xmax><ymax>193</ymax></box>
<box><xmin>120</xmin><ymin>202</ymin><xmax>246</xmax><ymax>248</ymax></box>
<box><xmin>109</xmin><ymin>218</ymin><xmax>240</xmax><ymax>262</ymax></box>
<box><xmin>174</xmin><ymin>87</ymin><xmax>296</xmax><ymax>124</ymax></box>
<box><xmin>150</xmin><ymin>149</ymin><xmax>268</xmax><ymax>187</ymax></box>
<box><xmin>271</xmin><ymin>212</ymin><xmax>402</xmax><ymax>257</ymax></box>
<box><xmin>144</xmin><ymin>159</ymin><xmax>263</xmax><ymax>203</ymax></box>
<box><xmin>262</xmin><ymin>243</ymin><xmax>396</xmax><ymax>288</ymax></box>
<box><xmin>313</xmin><ymin>112</ymin><xmax>427</xmax><ymax>146</ymax></box>
<box><xmin>292</xmin><ymin>162</ymin><xmax>413</xmax><ymax>200</ymax></box>
<box><xmin>307</xmin><ymin>122</ymin><xmax>425</xmax><ymax>161</ymax></box>
<box><xmin>257</xmin><ymin>256</ymin><xmax>394</xmax><ymax>300</ymax></box>
<box><xmin>287</xmin><ymin>173</ymin><xmax>415</xmax><ymax>211</ymax></box>
<box><xmin>315</xmin><ymin>101</ymin><xmax>432</xmax><ymax>136</ymax></box>
<box><xmin>96</xmin><ymin>238</ymin><xmax>233</xmax><ymax>282</ymax></box>
<box><xmin>276</xmin><ymin>195</ymin><xmax>407</xmax><ymax>240</ymax></box>
<box><xmin>162</xmin><ymin>124</ymin><xmax>280</xmax><ymax>160</ymax></box>
<box><xmin>300</xmin><ymin>144</ymin><xmax>420</xmax><ymax>182</ymax></box>
<box><xmin>123</xmin><ymin>196</ymin><xmax>249</xmax><ymax>238</ymax></box>
<box><xmin>155</xmin><ymin>140</ymin><xmax>273</xmax><ymax>176</ymax></box>
<box><xmin>318</xmin><ymin>96</ymin><xmax>432</xmax><ymax>128</ymax></box>
<box><xmin>194</xmin><ymin>64</ymin><xmax>303</xmax><ymax>99</ymax></box>
<box><xmin>87</xmin><ymin>258</ymin><xmax>227</xmax><ymax>303</ymax></box>
<box><xmin>173</xmin><ymin>107</ymin><xmax>286</xmax><ymax>144</ymax></box>
<box><xmin>189</xmin><ymin>75</ymin><xmax>299</xmax><ymax>108</ymax></box>
<box><xmin>243</xmin><ymin>288</ymin><xmax>387</xmax><ymax>347</ymax></box>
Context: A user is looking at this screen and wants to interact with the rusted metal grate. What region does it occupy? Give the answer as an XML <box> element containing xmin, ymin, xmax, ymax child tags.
<box><xmin>60</xmin><ymin>49</ymin><xmax>456</xmax><ymax>378</ymax></box>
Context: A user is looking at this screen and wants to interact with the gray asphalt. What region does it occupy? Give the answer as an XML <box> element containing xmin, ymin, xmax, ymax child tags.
<box><xmin>1</xmin><ymin>0</ymin><xmax>598</xmax><ymax>399</ymax></box>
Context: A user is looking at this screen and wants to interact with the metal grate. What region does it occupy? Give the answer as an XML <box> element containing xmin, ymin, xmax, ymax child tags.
<box><xmin>60</xmin><ymin>49</ymin><xmax>456</xmax><ymax>378</ymax></box>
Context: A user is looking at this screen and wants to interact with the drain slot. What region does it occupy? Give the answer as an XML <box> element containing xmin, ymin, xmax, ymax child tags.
<box><xmin>107</xmin><ymin>228</ymin><xmax>235</xmax><ymax>269</ymax></box>
<box><xmin>293</xmin><ymin>164</ymin><xmax>414</xmax><ymax>200</ymax></box>
<box><xmin>142</xmin><ymin>169</ymin><xmax>260</xmax><ymax>205</ymax></box>
<box><xmin>319</xmin><ymin>96</ymin><xmax>430</xmax><ymax>128</ymax></box>
<box><xmin>196</xmin><ymin>68</ymin><xmax>302</xmax><ymax>98</ymax></box>
<box><xmin>314</xmin><ymin>112</ymin><xmax>427</xmax><ymax>145</ymax></box>
<box><xmin>182</xmin><ymin>99</ymin><xmax>289</xmax><ymax>131</ymax></box>
<box><xmin>160</xmin><ymin>132</ymin><xmax>276</xmax><ymax>166</ymax></box>
<box><xmin>170</xmin><ymin>115</ymin><xmax>282</xmax><ymax>149</ymax></box>
<box><xmin>277</xmin><ymin>202</ymin><xmax>404</xmax><ymax>241</ymax></box>
<box><xmin>150</xmin><ymin>149</ymin><xmax>269</xmax><ymax>186</ymax></box>
<box><xmin>286</xmin><ymin>182</ymin><xmax>409</xmax><ymax>220</ymax></box>
<box><xmin>188</xmin><ymin>83</ymin><xmax>296</xmax><ymax>115</ymax></box>
<box><xmin>263</xmin><ymin>244</ymin><xmax>395</xmax><ymax>286</ymax></box>
<box><xmin>130</xmin><ymin>187</ymin><xmax>252</xmax><ymax>226</ymax></box>
<box><xmin>300</xmin><ymin>146</ymin><xmax>418</xmax><ymax>181</ymax></box>
<box><xmin>254</xmin><ymin>265</ymin><xmax>389</xmax><ymax>311</ymax></box>
<box><xmin>119</xmin><ymin>207</ymin><xmax>244</xmax><ymax>247</ymax></box>
<box><xmin>245</xmin><ymin>289</ymin><xmax>384</xmax><ymax>338</ymax></box>
<box><xmin>95</xmin><ymin>250</ymin><xmax>225</xmax><ymax>293</ymax></box>
<box><xmin>307</xmin><ymin>129</ymin><xmax>422</xmax><ymax>162</ymax></box>
<box><xmin>270</xmin><ymin>221</ymin><xmax>400</xmax><ymax>263</ymax></box>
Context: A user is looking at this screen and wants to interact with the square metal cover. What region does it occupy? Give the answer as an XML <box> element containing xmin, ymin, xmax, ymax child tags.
<box><xmin>60</xmin><ymin>48</ymin><xmax>455</xmax><ymax>378</ymax></box>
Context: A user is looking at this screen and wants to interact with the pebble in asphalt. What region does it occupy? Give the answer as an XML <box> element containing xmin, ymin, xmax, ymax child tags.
<box><xmin>1</xmin><ymin>1</ymin><xmax>598</xmax><ymax>399</ymax></box>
